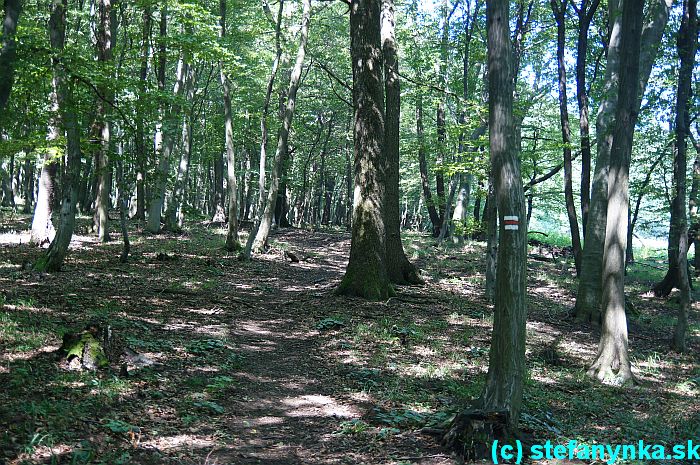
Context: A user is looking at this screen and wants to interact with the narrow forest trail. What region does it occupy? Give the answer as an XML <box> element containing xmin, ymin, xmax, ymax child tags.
<box><xmin>1</xmin><ymin>219</ymin><xmax>698</xmax><ymax>465</ymax></box>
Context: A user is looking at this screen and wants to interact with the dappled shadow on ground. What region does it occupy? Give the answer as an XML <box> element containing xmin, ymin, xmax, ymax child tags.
<box><xmin>0</xmin><ymin>216</ymin><xmax>698</xmax><ymax>464</ymax></box>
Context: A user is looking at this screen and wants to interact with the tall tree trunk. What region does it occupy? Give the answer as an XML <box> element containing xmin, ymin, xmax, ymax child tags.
<box><xmin>164</xmin><ymin>68</ymin><xmax>196</xmax><ymax>232</ymax></box>
<box><xmin>575</xmin><ymin>0</ymin><xmax>600</xmax><ymax>236</ymax></box>
<box><xmin>134</xmin><ymin>4</ymin><xmax>151</xmax><ymax>221</ymax></box>
<box><xmin>35</xmin><ymin>0</ymin><xmax>82</xmax><ymax>272</ymax></box>
<box><xmin>667</xmin><ymin>0</ymin><xmax>697</xmax><ymax>350</ymax></box>
<box><xmin>247</xmin><ymin>0</ymin><xmax>311</xmax><ymax>255</ymax></box>
<box><xmin>337</xmin><ymin>0</ymin><xmax>394</xmax><ymax>300</ymax></box>
<box><xmin>0</xmin><ymin>0</ymin><xmax>21</xmax><ymax>115</ymax></box>
<box><xmin>221</xmin><ymin>0</ymin><xmax>241</xmax><ymax>251</ymax></box>
<box><xmin>575</xmin><ymin>0</ymin><xmax>671</xmax><ymax>322</ymax></box>
<box><xmin>381</xmin><ymin>0</ymin><xmax>421</xmax><ymax>285</ymax></box>
<box><xmin>551</xmin><ymin>0</ymin><xmax>582</xmax><ymax>274</ymax></box>
<box><xmin>444</xmin><ymin>0</ymin><xmax>527</xmax><ymax>453</ymax></box>
<box><xmin>588</xmin><ymin>0</ymin><xmax>644</xmax><ymax>383</ymax></box>
<box><xmin>93</xmin><ymin>0</ymin><xmax>113</xmax><ymax>243</ymax></box>
<box><xmin>249</xmin><ymin>0</ymin><xmax>284</xmax><ymax>244</ymax></box>
<box><xmin>417</xmin><ymin>95</ymin><xmax>441</xmax><ymax>236</ymax></box>
<box><xmin>655</xmin><ymin>0</ymin><xmax>697</xmax><ymax>300</ymax></box>
<box><xmin>146</xmin><ymin>55</ymin><xmax>189</xmax><ymax>233</ymax></box>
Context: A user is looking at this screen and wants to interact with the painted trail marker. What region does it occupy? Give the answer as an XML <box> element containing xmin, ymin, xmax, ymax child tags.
<box><xmin>504</xmin><ymin>215</ymin><xmax>519</xmax><ymax>231</ymax></box>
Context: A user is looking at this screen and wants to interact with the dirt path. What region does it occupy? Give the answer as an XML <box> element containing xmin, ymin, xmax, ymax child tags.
<box><xmin>2</xmin><ymin>220</ymin><xmax>697</xmax><ymax>465</ymax></box>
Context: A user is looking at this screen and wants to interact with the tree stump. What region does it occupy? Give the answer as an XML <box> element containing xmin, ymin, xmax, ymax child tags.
<box><xmin>442</xmin><ymin>408</ymin><xmax>521</xmax><ymax>461</ymax></box>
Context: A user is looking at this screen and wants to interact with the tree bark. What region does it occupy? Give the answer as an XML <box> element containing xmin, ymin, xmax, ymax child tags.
<box><xmin>134</xmin><ymin>4</ymin><xmax>151</xmax><ymax>221</ymax></box>
<box><xmin>575</xmin><ymin>0</ymin><xmax>600</xmax><ymax>236</ymax></box>
<box><xmin>247</xmin><ymin>0</ymin><xmax>311</xmax><ymax>255</ymax></box>
<box><xmin>668</xmin><ymin>0</ymin><xmax>697</xmax><ymax>351</ymax></box>
<box><xmin>444</xmin><ymin>0</ymin><xmax>527</xmax><ymax>454</ymax></box>
<box><xmin>381</xmin><ymin>0</ymin><xmax>421</xmax><ymax>285</ymax></box>
<box><xmin>0</xmin><ymin>0</ymin><xmax>21</xmax><ymax>115</ymax></box>
<box><xmin>588</xmin><ymin>0</ymin><xmax>644</xmax><ymax>384</ymax></box>
<box><xmin>417</xmin><ymin>94</ymin><xmax>441</xmax><ymax>236</ymax></box>
<box><xmin>337</xmin><ymin>0</ymin><xmax>394</xmax><ymax>300</ymax></box>
<box><xmin>146</xmin><ymin>54</ymin><xmax>189</xmax><ymax>234</ymax></box>
<box><xmin>35</xmin><ymin>0</ymin><xmax>83</xmax><ymax>272</ymax></box>
<box><xmin>654</xmin><ymin>0</ymin><xmax>697</xmax><ymax>300</ymax></box>
<box><xmin>221</xmin><ymin>0</ymin><xmax>241</xmax><ymax>251</ymax></box>
<box><xmin>575</xmin><ymin>0</ymin><xmax>671</xmax><ymax>322</ymax></box>
<box><xmin>551</xmin><ymin>0</ymin><xmax>582</xmax><ymax>274</ymax></box>
<box><xmin>92</xmin><ymin>0</ymin><xmax>113</xmax><ymax>243</ymax></box>
<box><xmin>164</xmin><ymin>67</ymin><xmax>196</xmax><ymax>232</ymax></box>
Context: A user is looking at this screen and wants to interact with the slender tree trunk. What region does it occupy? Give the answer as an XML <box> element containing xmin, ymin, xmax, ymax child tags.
<box><xmin>484</xmin><ymin>170</ymin><xmax>497</xmax><ymax>301</ymax></box>
<box><xmin>164</xmin><ymin>68</ymin><xmax>196</xmax><ymax>232</ymax></box>
<box><xmin>146</xmin><ymin>55</ymin><xmax>189</xmax><ymax>233</ymax></box>
<box><xmin>93</xmin><ymin>0</ymin><xmax>113</xmax><ymax>243</ymax></box>
<box><xmin>22</xmin><ymin>158</ymin><xmax>34</xmax><ymax>213</ymax></box>
<box><xmin>668</xmin><ymin>0</ymin><xmax>697</xmax><ymax>350</ymax></box>
<box><xmin>116</xmin><ymin>141</ymin><xmax>129</xmax><ymax>262</ymax></box>
<box><xmin>247</xmin><ymin>0</ymin><xmax>310</xmax><ymax>255</ymax></box>
<box><xmin>0</xmin><ymin>0</ymin><xmax>21</xmax><ymax>115</ymax></box>
<box><xmin>576</xmin><ymin>0</ymin><xmax>599</xmax><ymax>236</ymax></box>
<box><xmin>221</xmin><ymin>0</ymin><xmax>240</xmax><ymax>251</ymax></box>
<box><xmin>337</xmin><ymin>0</ymin><xmax>394</xmax><ymax>300</ymax></box>
<box><xmin>134</xmin><ymin>4</ymin><xmax>151</xmax><ymax>221</ymax></box>
<box><xmin>575</xmin><ymin>0</ymin><xmax>671</xmax><ymax>322</ymax></box>
<box><xmin>249</xmin><ymin>0</ymin><xmax>284</xmax><ymax>243</ymax></box>
<box><xmin>417</xmin><ymin>95</ymin><xmax>441</xmax><ymax>236</ymax></box>
<box><xmin>444</xmin><ymin>0</ymin><xmax>527</xmax><ymax>453</ymax></box>
<box><xmin>655</xmin><ymin>0</ymin><xmax>697</xmax><ymax>299</ymax></box>
<box><xmin>381</xmin><ymin>0</ymin><xmax>421</xmax><ymax>285</ymax></box>
<box><xmin>588</xmin><ymin>0</ymin><xmax>644</xmax><ymax>383</ymax></box>
<box><xmin>551</xmin><ymin>0</ymin><xmax>582</xmax><ymax>274</ymax></box>
<box><xmin>35</xmin><ymin>0</ymin><xmax>82</xmax><ymax>272</ymax></box>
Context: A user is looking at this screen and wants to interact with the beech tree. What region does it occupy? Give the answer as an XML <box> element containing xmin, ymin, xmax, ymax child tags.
<box><xmin>588</xmin><ymin>0</ymin><xmax>644</xmax><ymax>383</ymax></box>
<box><xmin>443</xmin><ymin>0</ymin><xmax>527</xmax><ymax>455</ymax></box>
<box><xmin>336</xmin><ymin>0</ymin><xmax>394</xmax><ymax>300</ymax></box>
<box><xmin>381</xmin><ymin>0</ymin><xmax>421</xmax><ymax>285</ymax></box>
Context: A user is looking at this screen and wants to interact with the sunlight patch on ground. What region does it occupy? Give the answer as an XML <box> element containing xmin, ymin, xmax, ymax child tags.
<box><xmin>282</xmin><ymin>394</ymin><xmax>358</xmax><ymax>419</ymax></box>
<box><xmin>140</xmin><ymin>434</ymin><xmax>216</xmax><ymax>451</ymax></box>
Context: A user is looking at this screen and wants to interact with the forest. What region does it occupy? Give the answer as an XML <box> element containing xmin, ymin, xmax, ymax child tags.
<box><xmin>0</xmin><ymin>0</ymin><xmax>698</xmax><ymax>463</ymax></box>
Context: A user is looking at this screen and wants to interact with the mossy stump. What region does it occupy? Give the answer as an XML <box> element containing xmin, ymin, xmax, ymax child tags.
<box><xmin>59</xmin><ymin>326</ymin><xmax>110</xmax><ymax>371</ymax></box>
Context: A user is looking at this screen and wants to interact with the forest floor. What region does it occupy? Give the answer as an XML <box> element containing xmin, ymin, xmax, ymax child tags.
<box><xmin>0</xmin><ymin>212</ymin><xmax>698</xmax><ymax>465</ymax></box>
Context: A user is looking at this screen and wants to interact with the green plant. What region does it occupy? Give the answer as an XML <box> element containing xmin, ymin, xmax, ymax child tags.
<box><xmin>316</xmin><ymin>317</ymin><xmax>345</xmax><ymax>330</ymax></box>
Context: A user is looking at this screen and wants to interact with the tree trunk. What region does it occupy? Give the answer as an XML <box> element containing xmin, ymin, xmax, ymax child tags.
<box><xmin>588</xmin><ymin>0</ymin><xmax>644</xmax><ymax>384</ymax></box>
<box><xmin>92</xmin><ymin>0</ymin><xmax>113</xmax><ymax>243</ymax></box>
<box><xmin>551</xmin><ymin>0</ymin><xmax>582</xmax><ymax>274</ymax></box>
<box><xmin>381</xmin><ymin>0</ymin><xmax>421</xmax><ymax>285</ymax></box>
<box><xmin>576</xmin><ymin>0</ymin><xmax>599</xmax><ymax>237</ymax></box>
<box><xmin>690</xmin><ymin>134</ymin><xmax>700</xmax><ymax>271</ymax></box>
<box><xmin>247</xmin><ymin>0</ymin><xmax>310</xmax><ymax>255</ymax></box>
<box><xmin>164</xmin><ymin>68</ymin><xmax>196</xmax><ymax>232</ymax></box>
<box><xmin>134</xmin><ymin>4</ymin><xmax>151</xmax><ymax>221</ymax></box>
<box><xmin>417</xmin><ymin>95</ymin><xmax>441</xmax><ymax>236</ymax></box>
<box><xmin>30</xmin><ymin>154</ymin><xmax>57</xmax><ymax>246</ymax></box>
<box><xmin>575</xmin><ymin>0</ymin><xmax>671</xmax><ymax>322</ymax></box>
<box><xmin>669</xmin><ymin>0</ymin><xmax>697</xmax><ymax>351</ymax></box>
<box><xmin>655</xmin><ymin>0</ymin><xmax>697</xmax><ymax>300</ymax></box>
<box><xmin>35</xmin><ymin>0</ymin><xmax>82</xmax><ymax>272</ymax></box>
<box><xmin>221</xmin><ymin>0</ymin><xmax>241</xmax><ymax>251</ymax></box>
<box><xmin>337</xmin><ymin>0</ymin><xmax>394</xmax><ymax>300</ymax></box>
<box><xmin>0</xmin><ymin>0</ymin><xmax>21</xmax><ymax>114</ymax></box>
<box><xmin>444</xmin><ymin>0</ymin><xmax>527</xmax><ymax>454</ymax></box>
<box><xmin>146</xmin><ymin>54</ymin><xmax>189</xmax><ymax>234</ymax></box>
